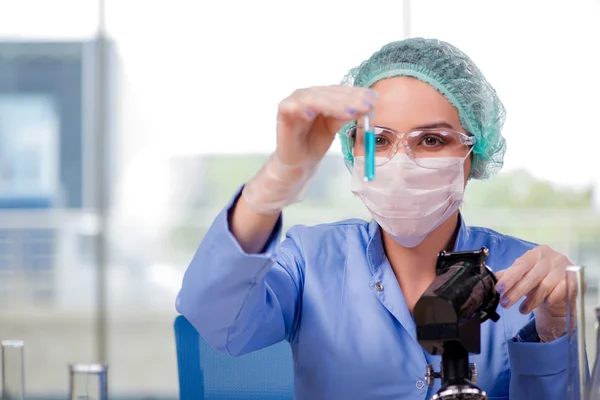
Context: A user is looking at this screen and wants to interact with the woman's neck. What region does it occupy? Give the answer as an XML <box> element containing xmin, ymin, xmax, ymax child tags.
<box><xmin>381</xmin><ymin>212</ymin><xmax>461</xmax><ymax>312</ymax></box>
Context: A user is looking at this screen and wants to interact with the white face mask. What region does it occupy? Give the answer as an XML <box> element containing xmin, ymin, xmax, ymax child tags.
<box><xmin>351</xmin><ymin>154</ymin><xmax>466</xmax><ymax>247</ymax></box>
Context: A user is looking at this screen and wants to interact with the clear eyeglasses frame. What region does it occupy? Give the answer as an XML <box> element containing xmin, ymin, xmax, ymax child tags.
<box><xmin>345</xmin><ymin>124</ymin><xmax>476</xmax><ymax>169</ymax></box>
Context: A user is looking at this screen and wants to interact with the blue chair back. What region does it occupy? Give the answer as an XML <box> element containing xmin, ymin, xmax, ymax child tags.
<box><xmin>174</xmin><ymin>315</ymin><xmax>294</xmax><ymax>400</ymax></box>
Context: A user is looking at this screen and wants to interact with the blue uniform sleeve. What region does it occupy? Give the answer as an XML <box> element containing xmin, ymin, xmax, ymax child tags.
<box><xmin>507</xmin><ymin>319</ymin><xmax>577</xmax><ymax>399</ymax></box>
<box><xmin>175</xmin><ymin>186</ymin><xmax>305</xmax><ymax>356</ymax></box>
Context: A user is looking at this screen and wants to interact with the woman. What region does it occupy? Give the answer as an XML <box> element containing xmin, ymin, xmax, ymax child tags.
<box><xmin>176</xmin><ymin>38</ymin><xmax>575</xmax><ymax>399</ymax></box>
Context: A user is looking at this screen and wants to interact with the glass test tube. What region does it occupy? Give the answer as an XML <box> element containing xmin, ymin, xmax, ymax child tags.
<box><xmin>363</xmin><ymin>114</ymin><xmax>375</xmax><ymax>182</ymax></box>
<box><xmin>1</xmin><ymin>340</ymin><xmax>25</xmax><ymax>400</ymax></box>
<box><xmin>566</xmin><ymin>265</ymin><xmax>587</xmax><ymax>400</ymax></box>
<box><xmin>68</xmin><ymin>363</ymin><xmax>108</xmax><ymax>400</ymax></box>
<box><xmin>587</xmin><ymin>307</ymin><xmax>600</xmax><ymax>400</ymax></box>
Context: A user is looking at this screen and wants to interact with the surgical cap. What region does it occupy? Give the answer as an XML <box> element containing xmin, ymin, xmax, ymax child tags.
<box><xmin>338</xmin><ymin>37</ymin><xmax>506</xmax><ymax>179</ymax></box>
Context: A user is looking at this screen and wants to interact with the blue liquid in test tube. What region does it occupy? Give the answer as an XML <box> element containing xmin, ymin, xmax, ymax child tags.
<box><xmin>364</xmin><ymin>115</ymin><xmax>375</xmax><ymax>181</ymax></box>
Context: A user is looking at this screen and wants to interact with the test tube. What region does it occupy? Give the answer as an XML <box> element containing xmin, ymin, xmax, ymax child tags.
<box><xmin>1</xmin><ymin>340</ymin><xmax>25</xmax><ymax>400</ymax></box>
<box><xmin>68</xmin><ymin>363</ymin><xmax>108</xmax><ymax>400</ymax></box>
<box><xmin>363</xmin><ymin>114</ymin><xmax>375</xmax><ymax>181</ymax></box>
<box><xmin>566</xmin><ymin>265</ymin><xmax>587</xmax><ymax>400</ymax></box>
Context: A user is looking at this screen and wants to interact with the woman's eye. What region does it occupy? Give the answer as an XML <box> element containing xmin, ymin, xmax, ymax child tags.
<box><xmin>422</xmin><ymin>135</ymin><xmax>443</xmax><ymax>146</ymax></box>
<box><xmin>375</xmin><ymin>136</ymin><xmax>391</xmax><ymax>146</ymax></box>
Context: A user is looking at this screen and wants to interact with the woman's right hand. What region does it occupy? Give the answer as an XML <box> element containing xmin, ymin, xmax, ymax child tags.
<box><xmin>275</xmin><ymin>85</ymin><xmax>378</xmax><ymax>166</ymax></box>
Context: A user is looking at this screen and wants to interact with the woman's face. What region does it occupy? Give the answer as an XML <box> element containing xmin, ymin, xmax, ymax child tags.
<box><xmin>365</xmin><ymin>76</ymin><xmax>472</xmax><ymax>184</ymax></box>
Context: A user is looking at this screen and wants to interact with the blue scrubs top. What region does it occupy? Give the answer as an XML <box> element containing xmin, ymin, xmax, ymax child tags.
<box><xmin>177</xmin><ymin>187</ymin><xmax>572</xmax><ymax>399</ymax></box>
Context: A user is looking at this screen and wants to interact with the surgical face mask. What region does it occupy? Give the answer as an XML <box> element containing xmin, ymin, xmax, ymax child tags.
<box><xmin>351</xmin><ymin>154</ymin><xmax>465</xmax><ymax>247</ymax></box>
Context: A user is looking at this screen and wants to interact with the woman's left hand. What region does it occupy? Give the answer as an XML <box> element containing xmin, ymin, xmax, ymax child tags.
<box><xmin>494</xmin><ymin>245</ymin><xmax>577</xmax><ymax>342</ymax></box>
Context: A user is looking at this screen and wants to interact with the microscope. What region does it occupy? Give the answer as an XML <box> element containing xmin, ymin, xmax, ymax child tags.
<box><xmin>413</xmin><ymin>247</ymin><xmax>501</xmax><ymax>400</ymax></box>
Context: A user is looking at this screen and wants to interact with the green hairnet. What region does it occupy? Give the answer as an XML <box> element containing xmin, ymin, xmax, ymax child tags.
<box><xmin>338</xmin><ymin>37</ymin><xmax>506</xmax><ymax>179</ymax></box>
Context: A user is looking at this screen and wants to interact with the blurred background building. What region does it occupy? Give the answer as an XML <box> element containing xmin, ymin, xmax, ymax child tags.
<box><xmin>0</xmin><ymin>0</ymin><xmax>598</xmax><ymax>398</ymax></box>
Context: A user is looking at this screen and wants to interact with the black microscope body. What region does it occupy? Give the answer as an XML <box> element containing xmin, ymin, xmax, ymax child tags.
<box><xmin>413</xmin><ymin>247</ymin><xmax>501</xmax><ymax>400</ymax></box>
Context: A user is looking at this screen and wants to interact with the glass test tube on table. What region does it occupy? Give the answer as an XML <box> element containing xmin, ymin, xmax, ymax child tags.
<box><xmin>1</xmin><ymin>340</ymin><xmax>25</xmax><ymax>400</ymax></box>
<box><xmin>566</xmin><ymin>266</ymin><xmax>591</xmax><ymax>400</ymax></box>
<box><xmin>68</xmin><ymin>363</ymin><xmax>109</xmax><ymax>400</ymax></box>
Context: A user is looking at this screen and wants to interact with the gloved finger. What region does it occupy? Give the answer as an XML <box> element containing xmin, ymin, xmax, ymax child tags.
<box><xmin>518</xmin><ymin>272</ymin><xmax>562</xmax><ymax>314</ymax></box>
<box><xmin>284</xmin><ymin>86</ymin><xmax>376</xmax><ymax>121</ymax></box>
<box><xmin>307</xmin><ymin>86</ymin><xmax>377</xmax><ymax>118</ymax></box>
<box><xmin>495</xmin><ymin>259</ymin><xmax>530</xmax><ymax>295</ymax></box>
<box><xmin>545</xmin><ymin>279</ymin><xmax>568</xmax><ymax>307</ymax></box>
<box><xmin>499</xmin><ymin>260</ymin><xmax>548</xmax><ymax>309</ymax></box>
<box><xmin>541</xmin><ymin>265</ymin><xmax>571</xmax><ymax>304</ymax></box>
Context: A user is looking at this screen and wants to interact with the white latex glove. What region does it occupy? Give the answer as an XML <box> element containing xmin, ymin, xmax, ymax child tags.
<box><xmin>242</xmin><ymin>85</ymin><xmax>377</xmax><ymax>214</ymax></box>
<box><xmin>241</xmin><ymin>153</ymin><xmax>320</xmax><ymax>214</ymax></box>
<box><xmin>495</xmin><ymin>245</ymin><xmax>580</xmax><ymax>342</ymax></box>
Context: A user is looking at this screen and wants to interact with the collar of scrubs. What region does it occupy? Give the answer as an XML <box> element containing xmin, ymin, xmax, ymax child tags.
<box><xmin>365</xmin><ymin>212</ymin><xmax>471</xmax><ymax>274</ymax></box>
